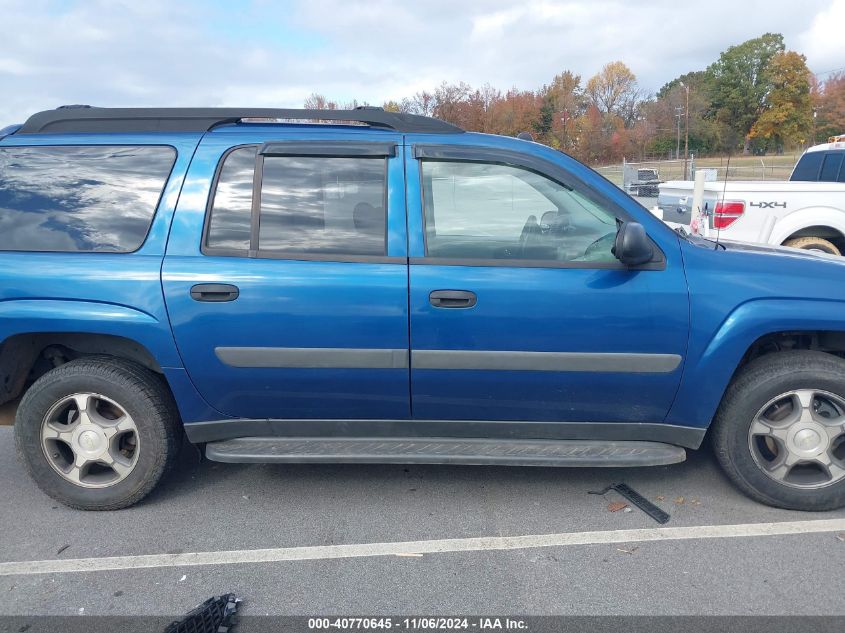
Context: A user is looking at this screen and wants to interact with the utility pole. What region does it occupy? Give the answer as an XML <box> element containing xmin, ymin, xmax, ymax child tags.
<box><xmin>675</xmin><ymin>105</ymin><xmax>683</xmax><ymax>160</ymax></box>
<box><xmin>681</xmin><ymin>82</ymin><xmax>690</xmax><ymax>179</ymax></box>
<box><xmin>561</xmin><ymin>110</ymin><xmax>569</xmax><ymax>152</ymax></box>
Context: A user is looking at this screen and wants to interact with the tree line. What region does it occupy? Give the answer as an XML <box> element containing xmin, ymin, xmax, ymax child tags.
<box><xmin>305</xmin><ymin>33</ymin><xmax>844</xmax><ymax>165</ymax></box>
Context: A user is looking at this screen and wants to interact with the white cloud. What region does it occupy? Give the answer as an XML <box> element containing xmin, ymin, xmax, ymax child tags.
<box><xmin>0</xmin><ymin>0</ymin><xmax>841</xmax><ymax>125</ymax></box>
<box><xmin>798</xmin><ymin>0</ymin><xmax>845</xmax><ymax>74</ymax></box>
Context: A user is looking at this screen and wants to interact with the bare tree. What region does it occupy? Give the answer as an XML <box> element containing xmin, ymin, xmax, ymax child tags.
<box><xmin>303</xmin><ymin>93</ymin><xmax>338</xmax><ymax>110</ymax></box>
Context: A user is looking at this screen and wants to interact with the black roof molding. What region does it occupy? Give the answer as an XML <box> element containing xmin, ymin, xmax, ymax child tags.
<box><xmin>17</xmin><ymin>106</ymin><xmax>464</xmax><ymax>135</ymax></box>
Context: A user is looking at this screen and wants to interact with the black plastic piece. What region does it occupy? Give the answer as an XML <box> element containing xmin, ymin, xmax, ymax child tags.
<box><xmin>183</xmin><ymin>418</ymin><xmax>707</xmax><ymax>449</ymax></box>
<box><xmin>429</xmin><ymin>289</ymin><xmax>477</xmax><ymax>308</ymax></box>
<box><xmin>589</xmin><ymin>483</ymin><xmax>671</xmax><ymax>524</ymax></box>
<box><xmin>259</xmin><ymin>141</ymin><xmax>396</xmax><ymax>157</ymax></box>
<box><xmin>517</xmin><ymin>131</ymin><xmax>534</xmax><ymax>141</ymax></box>
<box><xmin>0</xmin><ymin>124</ymin><xmax>21</xmax><ymax>140</ymax></box>
<box><xmin>164</xmin><ymin>594</ymin><xmax>240</xmax><ymax>633</ymax></box>
<box><xmin>17</xmin><ymin>106</ymin><xmax>464</xmax><ymax>135</ymax></box>
<box><xmin>190</xmin><ymin>284</ymin><xmax>239</xmax><ymax>302</ymax></box>
<box><xmin>612</xmin><ymin>222</ymin><xmax>654</xmax><ymax>266</ymax></box>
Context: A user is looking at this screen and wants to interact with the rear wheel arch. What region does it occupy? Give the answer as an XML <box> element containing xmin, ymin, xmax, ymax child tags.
<box><xmin>0</xmin><ymin>332</ymin><xmax>166</xmax><ymax>406</ymax></box>
<box><xmin>782</xmin><ymin>227</ymin><xmax>844</xmax><ymax>254</ymax></box>
<box><xmin>770</xmin><ymin>209</ymin><xmax>845</xmax><ymax>251</ymax></box>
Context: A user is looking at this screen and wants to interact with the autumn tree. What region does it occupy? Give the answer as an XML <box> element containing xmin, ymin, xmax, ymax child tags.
<box><xmin>706</xmin><ymin>33</ymin><xmax>785</xmax><ymax>153</ymax></box>
<box><xmin>646</xmin><ymin>71</ymin><xmax>722</xmax><ymax>157</ymax></box>
<box><xmin>541</xmin><ymin>71</ymin><xmax>584</xmax><ymax>150</ymax></box>
<box><xmin>585</xmin><ymin>61</ymin><xmax>640</xmax><ymax>125</ymax></box>
<box><xmin>814</xmin><ymin>72</ymin><xmax>845</xmax><ymax>142</ymax></box>
<box><xmin>750</xmin><ymin>51</ymin><xmax>813</xmax><ymax>149</ymax></box>
<box><xmin>487</xmin><ymin>89</ymin><xmax>542</xmax><ymax>138</ymax></box>
<box><xmin>432</xmin><ymin>81</ymin><xmax>475</xmax><ymax>128</ymax></box>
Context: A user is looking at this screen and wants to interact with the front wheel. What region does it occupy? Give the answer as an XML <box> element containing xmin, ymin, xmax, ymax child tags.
<box><xmin>14</xmin><ymin>357</ymin><xmax>181</xmax><ymax>510</ymax></box>
<box><xmin>712</xmin><ymin>351</ymin><xmax>845</xmax><ymax>511</ymax></box>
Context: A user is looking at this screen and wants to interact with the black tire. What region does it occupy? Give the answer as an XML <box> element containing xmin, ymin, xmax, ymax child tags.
<box><xmin>782</xmin><ymin>236</ymin><xmax>841</xmax><ymax>255</ymax></box>
<box><xmin>712</xmin><ymin>350</ymin><xmax>845</xmax><ymax>511</ymax></box>
<box><xmin>14</xmin><ymin>357</ymin><xmax>181</xmax><ymax>510</ymax></box>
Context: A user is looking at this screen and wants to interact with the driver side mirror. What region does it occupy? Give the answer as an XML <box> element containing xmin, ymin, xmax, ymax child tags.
<box><xmin>612</xmin><ymin>222</ymin><xmax>654</xmax><ymax>266</ymax></box>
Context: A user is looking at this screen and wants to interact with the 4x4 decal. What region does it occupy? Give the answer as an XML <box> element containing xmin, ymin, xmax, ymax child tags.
<box><xmin>750</xmin><ymin>201</ymin><xmax>787</xmax><ymax>209</ymax></box>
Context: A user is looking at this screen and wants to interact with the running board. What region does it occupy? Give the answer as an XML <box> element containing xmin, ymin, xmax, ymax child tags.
<box><xmin>204</xmin><ymin>437</ymin><xmax>686</xmax><ymax>467</ymax></box>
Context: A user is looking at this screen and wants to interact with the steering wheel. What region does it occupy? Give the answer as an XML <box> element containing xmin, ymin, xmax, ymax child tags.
<box><xmin>519</xmin><ymin>215</ymin><xmax>540</xmax><ymax>244</ymax></box>
<box><xmin>518</xmin><ymin>215</ymin><xmax>546</xmax><ymax>258</ymax></box>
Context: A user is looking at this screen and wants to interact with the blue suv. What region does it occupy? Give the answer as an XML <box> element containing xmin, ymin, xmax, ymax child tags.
<box><xmin>2</xmin><ymin>106</ymin><xmax>845</xmax><ymax>511</ymax></box>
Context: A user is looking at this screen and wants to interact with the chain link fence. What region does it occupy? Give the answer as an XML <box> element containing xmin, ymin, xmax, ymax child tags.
<box><xmin>594</xmin><ymin>156</ymin><xmax>798</xmax><ymax>206</ymax></box>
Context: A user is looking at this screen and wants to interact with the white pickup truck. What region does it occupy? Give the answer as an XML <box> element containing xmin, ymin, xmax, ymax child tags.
<box><xmin>657</xmin><ymin>137</ymin><xmax>845</xmax><ymax>254</ymax></box>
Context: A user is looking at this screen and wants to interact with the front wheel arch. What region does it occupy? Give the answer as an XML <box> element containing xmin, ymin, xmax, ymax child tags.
<box><xmin>711</xmin><ymin>349</ymin><xmax>845</xmax><ymax>510</ymax></box>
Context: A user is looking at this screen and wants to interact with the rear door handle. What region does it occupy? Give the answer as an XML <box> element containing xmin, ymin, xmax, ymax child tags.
<box><xmin>429</xmin><ymin>290</ymin><xmax>477</xmax><ymax>309</ymax></box>
<box><xmin>190</xmin><ymin>283</ymin><xmax>240</xmax><ymax>302</ymax></box>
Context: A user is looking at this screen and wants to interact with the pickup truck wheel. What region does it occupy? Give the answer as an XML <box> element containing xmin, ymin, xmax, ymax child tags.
<box><xmin>712</xmin><ymin>350</ymin><xmax>845</xmax><ymax>511</ymax></box>
<box><xmin>782</xmin><ymin>236</ymin><xmax>841</xmax><ymax>255</ymax></box>
<box><xmin>14</xmin><ymin>357</ymin><xmax>181</xmax><ymax>510</ymax></box>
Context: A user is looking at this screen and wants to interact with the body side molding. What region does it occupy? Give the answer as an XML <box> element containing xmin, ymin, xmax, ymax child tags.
<box><xmin>214</xmin><ymin>347</ymin><xmax>682</xmax><ymax>373</ymax></box>
<box><xmin>214</xmin><ymin>347</ymin><xmax>409</xmax><ymax>369</ymax></box>
<box><xmin>412</xmin><ymin>350</ymin><xmax>682</xmax><ymax>373</ymax></box>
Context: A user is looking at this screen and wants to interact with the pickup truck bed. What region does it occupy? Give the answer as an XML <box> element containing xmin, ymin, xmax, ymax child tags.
<box><xmin>658</xmin><ymin>179</ymin><xmax>845</xmax><ymax>254</ymax></box>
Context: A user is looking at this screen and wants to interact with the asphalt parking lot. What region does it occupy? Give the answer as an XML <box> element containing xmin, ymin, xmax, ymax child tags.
<box><xmin>0</xmin><ymin>425</ymin><xmax>844</xmax><ymax>622</ymax></box>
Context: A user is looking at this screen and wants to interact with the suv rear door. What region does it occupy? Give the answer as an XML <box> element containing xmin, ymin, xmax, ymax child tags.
<box><xmin>404</xmin><ymin>140</ymin><xmax>689</xmax><ymax>427</ymax></box>
<box><xmin>163</xmin><ymin>128</ymin><xmax>410</xmax><ymax>420</ymax></box>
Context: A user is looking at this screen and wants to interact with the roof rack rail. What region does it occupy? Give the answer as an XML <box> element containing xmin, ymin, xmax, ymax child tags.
<box><xmin>17</xmin><ymin>106</ymin><xmax>464</xmax><ymax>135</ymax></box>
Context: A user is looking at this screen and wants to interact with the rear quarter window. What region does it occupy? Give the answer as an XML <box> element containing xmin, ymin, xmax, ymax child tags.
<box><xmin>790</xmin><ymin>151</ymin><xmax>824</xmax><ymax>181</ymax></box>
<box><xmin>0</xmin><ymin>145</ymin><xmax>176</xmax><ymax>252</ymax></box>
<box><xmin>820</xmin><ymin>152</ymin><xmax>844</xmax><ymax>183</ymax></box>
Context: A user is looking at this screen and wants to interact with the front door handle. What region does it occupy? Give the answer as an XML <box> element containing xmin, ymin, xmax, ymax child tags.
<box><xmin>190</xmin><ymin>283</ymin><xmax>240</xmax><ymax>302</ymax></box>
<box><xmin>429</xmin><ymin>290</ymin><xmax>477</xmax><ymax>309</ymax></box>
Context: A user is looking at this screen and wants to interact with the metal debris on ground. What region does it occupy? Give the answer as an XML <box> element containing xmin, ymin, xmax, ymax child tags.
<box><xmin>164</xmin><ymin>594</ymin><xmax>240</xmax><ymax>633</ymax></box>
<box><xmin>589</xmin><ymin>483</ymin><xmax>671</xmax><ymax>524</ymax></box>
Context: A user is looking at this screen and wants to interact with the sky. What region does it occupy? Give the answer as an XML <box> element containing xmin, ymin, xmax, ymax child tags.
<box><xmin>1</xmin><ymin>0</ymin><xmax>844</xmax><ymax>124</ymax></box>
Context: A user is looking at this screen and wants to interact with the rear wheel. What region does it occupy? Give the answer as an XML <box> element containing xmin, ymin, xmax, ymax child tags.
<box><xmin>712</xmin><ymin>351</ymin><xmax>845</xmax><ymax>510</ymax></box>
<box><xmin>15</xmin><ymin>357</ymin><xmax>181</xmax><ymax>510</ymax></box>
<box><xmin>782</xmin><ymin>236</ymin><xmax>841</xmax><ymax>255</ymax></box>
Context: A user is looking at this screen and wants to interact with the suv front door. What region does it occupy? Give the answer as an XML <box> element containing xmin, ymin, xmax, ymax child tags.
<box><xmin>405</xmin><ymin>142</ymin><xmax>689</xmax><ymax>430</ymax></box>
<box><xmin>163</xmin><ymin>130</ymin><xmax>409</xmax><ymax>421</ymax></box>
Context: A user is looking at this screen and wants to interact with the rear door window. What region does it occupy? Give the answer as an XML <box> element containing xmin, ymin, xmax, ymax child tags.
<box><xmin>258</xmin><ymin>156</ymin><xmax>386</xmax><ymax>256</ymax></box>
<box><xmin>0</xmin><ymin>145</ymin><xmax>175</xmax><ymax>252</ymax></box>
<box><xmin>204</xmin><ymin>148</ymin><xmax>389</xmax><ymax>258</ymax></box>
